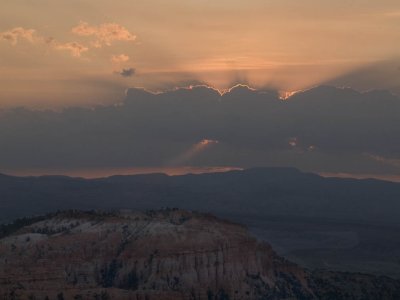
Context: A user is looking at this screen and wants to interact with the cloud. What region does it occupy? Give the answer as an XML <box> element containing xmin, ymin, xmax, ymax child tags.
<box><xmin>325</xmin><ymin>59</ymin><xmax>400</xmax><ymax>95</ymax></box>
<box><xmin>1</xmin><ymin>85</ymin><xmax>400</xmax><ymax>175</ymax></box>
<box><xmin>72</xmin><ymin>22</ymin><xmax>136</xmax><ymax>47</ymax></box>
<box><xmin>111</xmin><ymin>54</ymin><xmax>130</xmax><ymax>63</ymax></box>
<box><xmin>199</xmin><ymin>139</ymin><xmax>219</xmax><ymax>146</ymax></box>
<box><xmin>0</xmin><ymin>27</ymin><xmax>36</xmax><ymax>45</ymax></box>
<box><xmin>288</xmin><ymin>137</ymin><xmax>298</xmax><ymax>147</ymax></box>
<box><xmin>116</xmin><ymin>68</ymin><xmax>135</xmax><ymax>77</ymax></box>
<box><xmin>54</xmin><ymin>42</ymin><xmax>89</xmax><ymax>57</ymax></box>
<box><xmin>365</xmin><ymin>154</ymin><xmax>400</xmax><ymax>168</ymax></box>
<box><xmin>0</xmin><ymin>26</ymin><xmax>89</xmax><ymax>58</ymax></box>
<box><xmin>1</xmin><ymin>24</ymin><xmax>137</xmax><ymax>61</ymax></box>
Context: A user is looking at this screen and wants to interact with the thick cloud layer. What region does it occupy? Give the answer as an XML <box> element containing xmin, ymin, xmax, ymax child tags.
<box><xmin>1</xmin><ymin>85</ymin><xmax>400</xmax><ymax>175</ymax></box>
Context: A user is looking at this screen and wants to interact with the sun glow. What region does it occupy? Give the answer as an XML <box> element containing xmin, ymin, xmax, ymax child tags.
<box><xmin>169</xmin><ymin>139</ymin><xmax>219</xmax><ymax>166</ymax></box>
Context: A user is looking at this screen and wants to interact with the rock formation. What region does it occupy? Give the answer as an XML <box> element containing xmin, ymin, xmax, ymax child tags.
<box><xmin>0</xmin><ymin>210</ymin><xmax>399</xmax><ymax>299</ymax></box>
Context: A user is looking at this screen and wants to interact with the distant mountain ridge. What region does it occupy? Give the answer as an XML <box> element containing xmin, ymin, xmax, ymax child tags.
<box><xmin>1</xmin><ymin>167</ymin><xmax>400</xmax><ymax>224</ymax></box>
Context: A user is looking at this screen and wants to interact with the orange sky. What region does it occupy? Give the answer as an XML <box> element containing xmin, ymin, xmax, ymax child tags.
<box><xmin>1</xmin><ymin>0</ymin><xmax>400</xmax><ymax>107</ymax></box>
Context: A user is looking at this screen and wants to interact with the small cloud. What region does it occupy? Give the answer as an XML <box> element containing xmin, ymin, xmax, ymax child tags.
<box><xmin>2</xmin><ymin>24</ymin><xmax>137</xmax><ymax>60</ymax></box>
<box><xmin>199</xmin><ymin>139</ymin><xmax>219</xmax><ymax>146</ymax></box>
<box><xmin>365</xmin><ymin>153</ymin><xmax>400</xmax><ymax>168</ymax></box>
<box><xmin>72</xmin><ymin>22</ymin><xmax>136</xmax><ymax>47</ymax></box>
<box><xmin>0</xmin><ymin>26</ymin><xmax>89</xmax><ymax>58</ymax></box>
<box><xmin>44</xmin><ymin>37</ymin><xmax>56</xmax><ymax>45</ymax></box>
<box><xmin>116</xmin><ymin>68</ymin><xmax>136</xmax><ymax>77</ymax></box>
<box><xmin>0</xmin><ymin>27</ymin><xmax>36</xmax><ymax>45</ymax></box>
<box><xmin>55</xmin><ymin>42</ymin><xmax>89</xmax><ymax>57</ymax></box>
<box><xmin>288</xmin><ymin>137</ymin><xmax>298</xmax><ymax>147</ymax></box>
<box><xmin>111</xmin><ymin>54</ymin><xmax>130</xmax><ymax>63</ymax></box>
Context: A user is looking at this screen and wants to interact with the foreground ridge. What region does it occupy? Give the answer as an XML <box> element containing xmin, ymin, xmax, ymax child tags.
<box><xmin>0</xmin><ymin>209</ymin><xmax>399</xmax><ymax>299</ymax></box>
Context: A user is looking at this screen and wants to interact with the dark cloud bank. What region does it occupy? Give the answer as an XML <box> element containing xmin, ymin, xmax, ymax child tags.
<box><xmin>1</xmin><ymin>84</ymin><xmax>400</xmax><ymax>175</ymax></box>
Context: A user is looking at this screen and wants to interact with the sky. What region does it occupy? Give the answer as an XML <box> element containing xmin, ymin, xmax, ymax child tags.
<box><xmin>1</xmin><ymin>1</ymin><xmax>400</xmax><ymax>179</ymax></box>
<box><xmin>1</xmin><ymin>0</ymin><xmax>400</xmax><ymax>108</ymax></box>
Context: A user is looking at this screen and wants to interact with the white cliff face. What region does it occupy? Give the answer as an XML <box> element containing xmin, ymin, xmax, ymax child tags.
<box><xmin>0</xmin><ymin>210</ymin><xmax>315</xmax><ymax>299</ymax></box>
